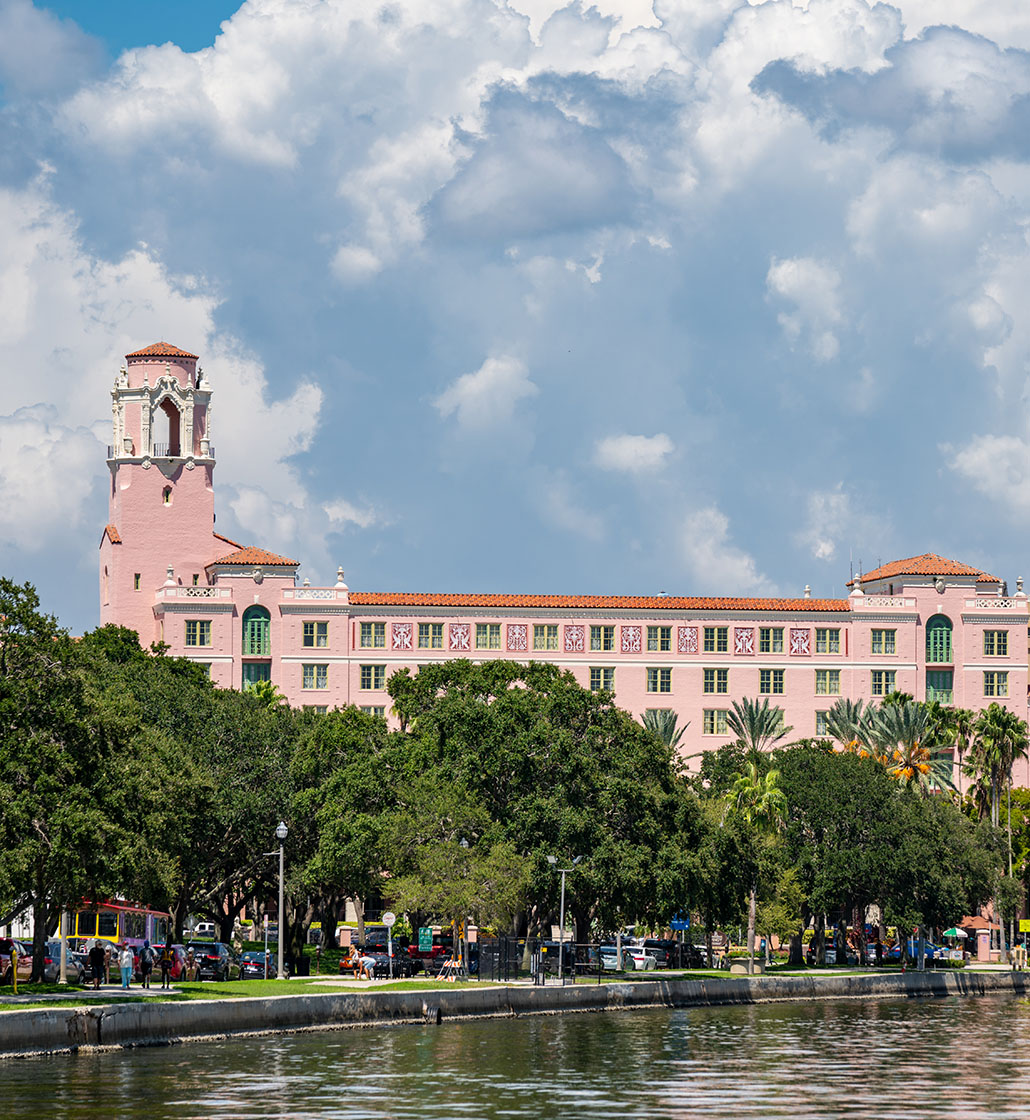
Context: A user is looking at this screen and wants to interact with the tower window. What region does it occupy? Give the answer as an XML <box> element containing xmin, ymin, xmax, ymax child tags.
<box><xmin>133</xmin><ymin>573</ymin><xmax>141</xmax><ymax>591</ymax></box>
<box><xmin>192</xmin><ymin>573</ymin><xmax>199</xmax><ymax>586</ymax></box>
<box><xmin>162</xmin><ymin>486</ymin><xmax>172</xmax><ymax>505</ymax></box>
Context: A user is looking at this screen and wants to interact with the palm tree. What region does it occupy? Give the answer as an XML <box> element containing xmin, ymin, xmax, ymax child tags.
<box><xmin>724</xmin><ymin>761</ymin><xmax>787</xmax><ymax>975</ymax></box>
<box><xmin>869</xmin><ymin>700</ymin><xmax>955</xmax><ymax>793</ymax></box>
<box><xmin>824</xmin><ymin>698</ymin><xmax>875</xmax><ymax>759</ymax></box>
<box><xmin>642</xmin><ymin>708</ymin><xmax>688</xmax><ymax>751</ymax></box>
<box><xmin>969</xmin><ymin>704</ymin><xmax>1029</xmax><ymax>959</ymax></box>
<box><xmin>726</xmin><ymin>697</ymin><xmax>793</xmax><ymax>755</ymax></box>
<box><xmin>949</xmin><ymin>708</ymin><xmax>976</xmax><ymax>800</ymax></box>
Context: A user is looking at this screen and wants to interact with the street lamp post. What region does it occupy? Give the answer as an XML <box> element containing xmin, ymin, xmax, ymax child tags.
<box><xmin>548</xmin><ymin>855</ymin><xmax>582</xmax><ymax>983</ymax></box>
<box><xmin>275</xmin><ymin>821</ymin><xmax>288</xmax><ymax>980</ymax></box>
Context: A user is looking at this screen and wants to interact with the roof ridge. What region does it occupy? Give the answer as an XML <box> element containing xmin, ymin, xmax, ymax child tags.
<box><xmin>348</xmin><ymin>592</ymin><xmax>850</xmax><ymax>611</ymax></box>
<box><xmin>208</xmin><ymin>545</ymin><xmax>299</xmax><ymax>567</ymax></box>
<box><xmin>125</xmin><ymin>341</ymin><xmax>199</xmax><ymax>359</ymax></box>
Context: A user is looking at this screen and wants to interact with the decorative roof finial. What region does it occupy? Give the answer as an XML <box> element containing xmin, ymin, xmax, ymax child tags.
<box><xmin>803</xmin><ymin>584</ymin><xmax>811</xmax><ymax>599</ymax></box>
<box><xmin>336</xmin><ymin>566</ymin><xmax>347</xmax><ymax>587</ymax></box>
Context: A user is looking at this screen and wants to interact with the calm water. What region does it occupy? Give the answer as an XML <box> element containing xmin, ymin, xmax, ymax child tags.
<box><xmin>5</xmin><ymin>995</ymin><xmax>1030</xmax><ymax>1118</ymax></box>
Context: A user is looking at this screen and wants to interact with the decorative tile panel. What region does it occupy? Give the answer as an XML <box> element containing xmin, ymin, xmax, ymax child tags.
<box><xmin>734</xmin><ymin>627</ymin><xmax>755</xmax><ymax>656</ymax></box>
<box><xmin>507</xmin><ymin>623</ymin><xmax>528</xmax><ymax>652</ymax></box>
<box><xmin>678</xmin><ymin>626</ymin><xmax>698</xmax><ymax>654</ymax></box>
<box><xmin>789</xmin><ymin>628</ymin><xmax>811</xmax><ymax>656</ymax></box>
<box><xmin>621</xmin><ymin>625</ymin><xmax>642</xmax><ymax>653</ymax></box>
<box><xmin>392</xmin><ymin>622</ymin><xmax>413</xmax><ymax>651</ymax></box>
<box><xmin>449</xmin><ymin>622</ymin><xmax>471</xmax><ymax>652</ymax></box>
<box><xmin>564</xmin><ymin>625</ymin><xmax>585</xmax><ymax>653</ymax></box>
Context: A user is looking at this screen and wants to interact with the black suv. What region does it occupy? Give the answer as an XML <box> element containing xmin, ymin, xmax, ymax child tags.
<box><xmin>186</xmin><ymin>941</ymin><xmax>236</xmax><ymax>981</ymax></box>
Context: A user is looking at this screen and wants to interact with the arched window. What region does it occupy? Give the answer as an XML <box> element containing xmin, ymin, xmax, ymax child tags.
<box><xmin>242</xmin><ymin>605</ymin><xmax>271</xmax><ymax>656</ymax></box>
<box><xmin>926</xmin><ymin>615</ymin><xmax>953</xmax><ymax>663</ymax></box>
<box><xmin>154</xmin><ymin>398</ymin><xmax>181</xmax><ymax>457</ymax></box>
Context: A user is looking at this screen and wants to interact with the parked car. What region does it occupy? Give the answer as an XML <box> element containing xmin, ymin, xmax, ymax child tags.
<box><xmin>409</xmin><ymin>932</ymin><xmax>453</xmax><ymax>968</ymax></box>
<box><xmin>239</xmin><ymin>950</ymin><xmax>281</xmax><ymax>979</ymax></box>
<box><xmin>185</xmin><ymin>941</ymin><xmax>238</xmax><ymax>981</ymax></box>
<box><xmin>368</xmin><ymin>946</ymin><xmax>416</xmax><ymax>978</ymax></box>
<box><xmin>638</xmin><ymin>940</ymin><xmax>670</xmax><ymax>968</ymax></box>
<box><xmin>598</xmin><ymin>944</ymin><xmax>656</xmax><ymax>971</ymax></box>
<box><xmin>189</xmin><ymin>921</ymin><xmax>217</xmax><ymax>938</ymax></box>
<box><xmin>43</xmin><ymin>940</ymin><xmax>89</xmax><ymax>984</ymax></box>
<box><xmin>0</xmin><ymin>938</ymin><xmax>33</xmax><ymax>984</ymax></box>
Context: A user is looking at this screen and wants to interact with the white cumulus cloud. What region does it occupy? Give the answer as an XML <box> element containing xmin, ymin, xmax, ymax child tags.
<box><xmin>681</xmin><ymin>506</ymin><xmax>775</xmax><ymax>594</ymax></box>
<box><xmin>434</xmin><ymin>356</ymin><xmax>538</xmax><ymax>428</ymax></box>
<box><xmin>767</xmin><ymin>256</ymin><xmax>843</xmax><ymax>361</ymax></box>
<box><xmin>594</xmin><ymin>432</ymin><xmax>674</xmax><ymax>473</ymax></box>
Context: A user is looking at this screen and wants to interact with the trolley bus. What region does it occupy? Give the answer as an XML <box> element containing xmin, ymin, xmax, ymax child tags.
<box><xmin>70</xmin><ymin>900</ymin><xmax>170</xmax><ymax>950</ymax></box>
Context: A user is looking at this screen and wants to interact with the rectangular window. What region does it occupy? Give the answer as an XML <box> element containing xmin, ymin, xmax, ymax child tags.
<box><xmin>815</xmin><ymin>711</ymin><xmax>829</xmax><ymax>736</ymax></box>
<box><xmin>815</xmin><ymin>628</ymin><xmax>840</xmax><ymax>654</ymax></box>
<box><xmin>360</xmin><ymin>664</ymin><xmax>386</xmax><ymax>690</ymax></box>
<box><xmin>703</xmin><ymin>627</ymin><xmax>728</xmax><ymax>653</ymax></box>
<box><xmin>360</xmin><ymin>622</ymin><xmax>386</xmax><ymax>648</ymax></box>
<box><xmin>133</xmin><ymin>573</ymin><xmax>141</xmax><ymax>591</ymax></box>
<box><xmin>196</xmin><ymin>663</ymin><xmax>211</xmax><ymax>679</ymax></box>
<box><xmin>590</xmin><ymin>625</ymin><xmax>615</xmax><ymax>652</ymax></box>
<box><xmin>759</xmin><ymin>627</ymin><xmax>783</xmax><ymax>654</ymax></box>
<box><xmin>302</xmin><ymin>663</ymin><xmax>328</xmax><ymax>690</ymax></box>
<box><xmin>815</xmin><ymin>669</ymin><xmax>840</xmax><ymax>695</ymax></box>
<box><xmin>185</xmin><ymin>620</ymin><xmax>211</xmax><ymax>647</ymax></box>
<box><xmin>475</xmin><ymin>623</ymin><xmax>501</xmax><ymax>650</ymax></box>
<box><xmin>647</xmin><ymin>626</ymin><xmax>672</xmax><ymax>652</ymax></box>
<box><xmin>305</xmin><ymin>705</ymin><xmax>328</xmax><ymax>715</ymax></box>
<box><xmin>703</xmin><ymin>709</ymin><xmax>728</xmax><ymax>735</ymax></box>
<box><xmin>534</xmin><ymin>624</ymin><xmax>559</xmax><ymax>651</ymax></box>
<box><xmin>303</xmin><ymin>621</ymin><xmax>328</xmax><ymax>648</ymax></box>
<box><xmin>589</xmin><ymin>667</ymin><xmax>615</xmax><ymax>692</ymax></box>
<box><xmin>871</xmin><ymin>629</ymin><xmax>896</xmax><ymax>655</ymax></box>
<box><xmin>646</xmin><ymin>667</ymin><xmax>672</xmax><ymax>693</ymax></box>
<box><xmin>192</xmin><ymin>573</ymin><xmax>199</xmax><ymax>586</ymax></box>
<box><xmin>241</xmin><ymin>662</ymin><xmax>270</xmax><ymax>689</ymax></box>
<box><xmin>360</xmin><ymin>705</ymin><xmax>386</xmax><ymax>717</ymax></box>
<box><xmin>926</xmin><ymin>670</ymin><xmax>953</xmax><ymax>704</ymax></box>
<box><xmin>418</xmin><ymin>623</ymin><xmax>444</xmax><ymax>649</ymax></box>
<box><xmin>984</xmin><ymin>671</ymin><xmax>1009</xmax><ymax>697</ymax></box>
<box><xmin>703</xmin><ymin>668</ymin><xmax>729</xmax><ymax>694</ymax></box>
<box><xmin>759</xmin><ymin>668</ymin><xmax>784</xmax><ymax>694</ymax></box>
<box><xmin>983</xmin><ymin>631</ymin><xmax>1009</xmax><ymax>657</ymax></box>
<box><xmin>871</xmin><ymin>669</ymin><xmax>896</xmax><ymax>696</ymax></box>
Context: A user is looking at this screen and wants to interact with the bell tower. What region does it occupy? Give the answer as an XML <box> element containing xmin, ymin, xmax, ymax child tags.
<box><xmin>99</xmin><ymin>342</ymin><xmax>219</xmax><ymax>644</ymax></box>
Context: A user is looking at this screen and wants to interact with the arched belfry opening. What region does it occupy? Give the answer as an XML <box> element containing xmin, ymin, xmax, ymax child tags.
<box><xmin>155</xmin><ymin>398</ymin><xmax>181</xmax><ymax>457</ymax></box>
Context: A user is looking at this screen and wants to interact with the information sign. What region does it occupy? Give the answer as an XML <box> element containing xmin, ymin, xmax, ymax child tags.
<box><xmin>670</xmin><ymin>915</ymin><xmax>690</xmax><ymax>931</ymax></box>
<box><xmin>382</xmin><ymin>911</ymin><xmax>397</xmax><ymax>928</ymax></box>
<box><xmin>1019</xmin><ymin>919</ymin><xmax>1030</xmax><ymax>933</ymax></box>
<box><xmin>419</xmin><ymin>927</ymin><xmax>433</xmax><ymax>952</ymax></box>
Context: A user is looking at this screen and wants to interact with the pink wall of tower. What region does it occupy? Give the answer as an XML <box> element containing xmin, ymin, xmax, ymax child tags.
<box><xmin>101</xmin><ymin>344</ymin><xmax>1030</xmax><ymax>782</ymax></box>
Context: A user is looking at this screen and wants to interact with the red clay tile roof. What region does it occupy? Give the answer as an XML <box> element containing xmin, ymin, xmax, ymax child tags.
<box><xmin>125</xmin><ymin>342</ymin><xmax>199</xmax><ymax>359</ymax></box>
<box><xmin>208</xmin><ymin>546</ymin><xmax>299</xmax><ymax>567</ymax></box>
<box><xmin>103</xmin><ymin>523</ymin><xmax>122</xmax><ymax>544</ymax></box>
<box><xmin>349</xmin><ymin>593</ymin><xmax>850</xmax><ymax>612</ymax></box>
<box><xmin>850</xmin><ymin>553</ymin><xmax>1000</xmax><ymax>586</ymax></box>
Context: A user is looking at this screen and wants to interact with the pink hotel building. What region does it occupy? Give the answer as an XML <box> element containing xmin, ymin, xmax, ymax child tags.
<box><xmin>100</xmin><ymin>344</ymin><xmax>1030</xmax><ymax>763</ymax></box>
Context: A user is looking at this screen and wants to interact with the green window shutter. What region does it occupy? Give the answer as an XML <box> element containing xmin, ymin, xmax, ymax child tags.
<box><xmin>925</xmin><ymin>616</ymin><xmax>953</xmax><ymax>664</ymax></box>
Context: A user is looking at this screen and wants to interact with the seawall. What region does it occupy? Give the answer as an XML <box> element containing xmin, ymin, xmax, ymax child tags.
<box><xmin>2</xmin><ymin>970</ymin><xmax>1027</xmax><ymax>1058</ymax></box>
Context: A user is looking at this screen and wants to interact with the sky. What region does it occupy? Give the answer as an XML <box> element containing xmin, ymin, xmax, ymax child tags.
<box><xmin>2</xmin><ymin>0</ymin><xmax>1030</xmax><ymax>635</ymax></box>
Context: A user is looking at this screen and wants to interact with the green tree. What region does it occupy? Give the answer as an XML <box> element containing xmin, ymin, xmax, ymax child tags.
<box><xmin>726</xmin><ymin>697</ymin><xmax>792</xmax><ymax>755</ymax></box>
<box><xmin>869</xmin><ymin>700</ymin><xmax>955</xmax><ymax>792</ymax></box>
<box><xmin>723</xmin><ymin>760</ymin><xmax>787</xmax><ymax>974</ymax></box>
<box><xmin>824</xmin><ymin>698</ymin><xmax>875</xmax><ymax>758</ymax></box>
<box><xmin>0</xmin><ymin>583</ymin><xmax>128</xmax><ymax>978</ymax></box>
<box><xmin>642</xmin><ymin>708</ymin><xmax>688</xmax><ymax>751</ymax></box>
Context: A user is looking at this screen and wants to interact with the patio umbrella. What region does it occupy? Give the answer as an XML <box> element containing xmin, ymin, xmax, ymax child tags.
<box><xmin>942</xmin><ymin>927</ymin><xmax>968</xmax><ymax>939</ymax></box>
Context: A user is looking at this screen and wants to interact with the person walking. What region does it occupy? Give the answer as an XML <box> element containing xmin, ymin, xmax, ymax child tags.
<box><xmin>118</xmin><ymin>942</ymin><xmax>134</xmax><ymax>989</ymax></box>
<box><xmin>139</xmin><ymin>939</ymin><xmax>155</xmax><ymax>989</ymax></box>
<box><xmin>160</xmin><ymin>940</ymin><xmax>174</xmax><ymax>989</ymax></box>
<box><xmin>88</xmin><ymin>939</ymin><xmax>107</xmax><ymax>990</ymax></box>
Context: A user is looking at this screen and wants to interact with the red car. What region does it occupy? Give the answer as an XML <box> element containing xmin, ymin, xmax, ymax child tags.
<box><xmin>0</xmin><ymin>938</ymin><xmax>33</xmax><ymax>985</ymax></box>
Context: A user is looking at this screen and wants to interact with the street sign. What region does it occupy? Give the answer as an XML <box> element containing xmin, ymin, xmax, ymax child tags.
<box><xmin>382</xmin><ymin>911</ymin><xmax>397</xmax><ymax>927</ymax></box>
<box><xmin>1019</xmin><ymin>919</ymin><xmax>1030</xmax><ymax>933</ymax></box>
<box><xmin>419</xmin><ymin>927</ymin><xmax>432</xmax><ymax>952</ymax></box>
<box><xmin>670</xmin><ymin>915</ymin><xmax>690</xmax><ymax>931</ymax></box>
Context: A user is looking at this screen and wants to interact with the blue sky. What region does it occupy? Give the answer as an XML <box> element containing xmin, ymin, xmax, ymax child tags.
<box><xmin>1</xmin><ymin>0</ymin><xmax>1030</xmax><ymax>634</ymax></box>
